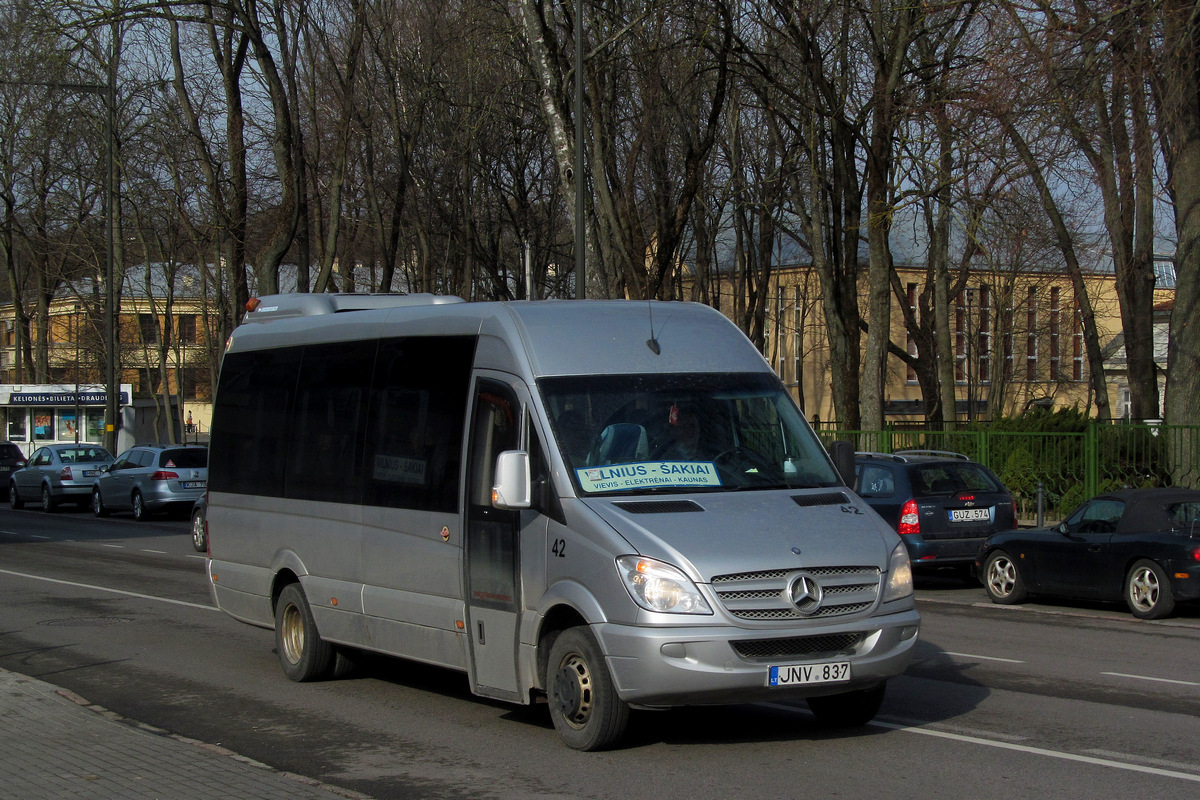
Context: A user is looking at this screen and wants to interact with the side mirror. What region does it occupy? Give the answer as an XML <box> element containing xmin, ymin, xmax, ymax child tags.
<box><xmin>828</xmin><ymin>440</ymin><xmax>855</xmax><ymax>487</ymax></box>
<box><xmin>492</xmin><ymin>450</ymin><xmax>531</xmax><ymax>509</ymax></box>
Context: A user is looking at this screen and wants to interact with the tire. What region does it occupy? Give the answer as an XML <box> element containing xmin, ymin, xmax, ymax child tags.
<box><xmin>983</xmin><ymin>550</ymin><xmax>1028</xmax><ymax>604</ymax></box>
<box><xmin>545</xmin><ymin>627</ymin><xmax>629</xmax><ymax>751</ymax></box>
<box><xmin>9</xmin><ymin>482</ymin><xmax>22</xmax><ymax>510</ymax></box>
<box><xmin>806</xmin><ymin>682</ymin><xmax>886</xmax><ymax>728</ymax></box>
<box><xmin>131</xmin><ymin>491</ymin><xmax>148</xmax><ymax>521</ymax></box>
<box><xmin>274</xmin><ymin>583</ymin><xmax>335</xmax><ymax>682</ymax></box>
<box><xmin>41</xmin><ymin>485</ymin><xmax>56</xmax><ymax>513</ymax></box>
<box><xmin>1125</xmin><ymin>559</ymin><xmax>1175</xmax><ymax>620</ymax></box>
<box><xmin>191</xmin><ymin>509</ymin><xmax>207</xmax><ymax>552</ymax></box>
<box><xmin>92</xmin><ymin>487</ymin><xmax>109</xmax><ymax>518</ymax></box>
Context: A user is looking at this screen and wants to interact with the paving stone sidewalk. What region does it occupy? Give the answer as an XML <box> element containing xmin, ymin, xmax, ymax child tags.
<box><xmin>0</xmin><ymin>667</ymin><xmax>370</xmax><ymax>800</ymax></box>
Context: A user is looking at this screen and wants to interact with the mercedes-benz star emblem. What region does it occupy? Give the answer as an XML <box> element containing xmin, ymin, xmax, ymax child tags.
<box><xmin>787</xmin><ymin>573</ymin><xmax>823</xmax><ymax>615</ymax></box>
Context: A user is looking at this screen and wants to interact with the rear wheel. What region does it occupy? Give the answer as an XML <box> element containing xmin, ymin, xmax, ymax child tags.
<box><xmin>191</xmin><ymin>508</ymin><xmax>207</xmax><ymax>551</ymax></box>
<box><xmin>546</xmin><ymin>627</ymin><xmax>629</xmax><ymax>751</ymax></box>
<box><xmin>807</xmin><ymin>682</ymin><xmax>886</xmax><ymax>728</ymax></box>
<box><xmin>983</xmin><ymin>550</ymin><xmax>1027</xmax><ymax>604</ymax></box>
<box><xmin>131</xmin><ymin>491</ymin><xmax>148</xmax><ymax>521</ymax></box>
<box><xmin>92</xmin><ymin>487</ymin><xmax>109</xmax><ymax>517</ymax></box>
<box><xmin>40</xmin><ymin>485</ymin><xmax>56</xmax><ymax>513</ymax></box>
<box><xmin>275</xmin><ymin>582</ymin><xmax>335</xmax><ymax>681</ymax></box>
<box><xmin>1125</xmin><ymin>559</ymin><xmax>1175</xmax><ymax>620</ymax></box>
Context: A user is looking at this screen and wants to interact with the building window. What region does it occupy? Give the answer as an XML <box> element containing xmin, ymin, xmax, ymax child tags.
<box><xmin>139</xmin><ymin>314</ymin><xmax>159</xmax><ymax>344</ymax></box>
<box><xmin>177</xmin><ymin>314</ymin><xmax>197</xmax><ymax>345</ymax></box>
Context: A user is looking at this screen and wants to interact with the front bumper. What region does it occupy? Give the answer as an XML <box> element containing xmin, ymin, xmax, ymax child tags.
<box><xmin>591</xmin><ymin>607</ymin><xmax>921</xmax><ymax>707</ymax></box>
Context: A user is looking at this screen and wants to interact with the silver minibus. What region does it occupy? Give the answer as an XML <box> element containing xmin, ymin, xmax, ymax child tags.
<box><xmin>206</xmin><ymin>294</ymin><xmax>919</xmax><ymax>750</ymax></box>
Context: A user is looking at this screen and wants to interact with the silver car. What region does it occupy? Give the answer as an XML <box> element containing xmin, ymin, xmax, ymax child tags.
<box><xmin>10</xmin><ymin>444</ymin><xmax>114</xmax><ymax>512</ymax></box>
<box><xmin>91</xmin><ymin>444</ymin><xmax>208</xmax><ymax>521</ymax></box>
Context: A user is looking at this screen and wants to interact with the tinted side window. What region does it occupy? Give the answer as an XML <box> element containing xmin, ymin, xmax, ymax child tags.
<box><xmin>858</xmin><ymin>465</ymin><xmax>896</xmax><ymax>497</ymax></box>
<box><xmin>209</xmin><ymin>347</ymin><xmax>301</xmax><ymax>497</ymax></box>
<box><xmin>362</xmin><ymin>336</ymin><xmax>476</xmax><ymax>512</ymax></box>
<box><xmin>286</xmin><ymin>341</ymin><xmax>376</xmax><ymax>504</ymax></box>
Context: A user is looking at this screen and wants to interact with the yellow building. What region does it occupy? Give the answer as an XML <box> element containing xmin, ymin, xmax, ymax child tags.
<box><xmin>705</xmin><ymin>263</ymin><xmax>1172</xmax><ymax>425</ymax></box>
<box><xmin>0</xmin><ymin>293</ymin><xmax>218</xmax><ymax>444</ymax></box>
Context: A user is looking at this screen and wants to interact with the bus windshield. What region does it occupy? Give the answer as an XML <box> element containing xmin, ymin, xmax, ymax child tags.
<box><xmin>540</xmin><ymin>372</ymin><xmax>841</xmax><ymax>496</ymax></box>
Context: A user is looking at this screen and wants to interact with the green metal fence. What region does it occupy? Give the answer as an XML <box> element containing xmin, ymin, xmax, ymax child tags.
<box><xmin>815</xmin><ymin>423</ymin><xmax>1200</xmax><ymax>524</ymax></box>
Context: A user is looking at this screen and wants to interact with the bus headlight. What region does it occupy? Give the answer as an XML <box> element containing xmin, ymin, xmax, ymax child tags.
<box><xmin>882</xmin><ymin>541</ymin><xmax>914</xmax><ymax>602</ymax></box>
<box><xmin>617</xmin><ymin>556</ymin><xmax>713</xmax><ymax>614</ymax></box>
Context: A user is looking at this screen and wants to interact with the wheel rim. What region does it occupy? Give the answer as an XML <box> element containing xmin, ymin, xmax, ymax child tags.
<box><xmin>133</xmin><ymin>495</ymin><xmax>143</xmax><ymax>518</ymax></box>
<box><xmin>41</xmin><ymin>487</ymin><xmax>50</xmax><ymax>510</ymax></box>
<box><xmin>1128</xmin><ymin>567</ymin><xmax>1160</xmax><ymax>612</ymax></box>
<box><xmin>987</xmin><ymin>556</ymin><xmax>1016</xmax><ymax>598</ymax></box>
<box><xmin>192</xmin><ymin>517</ymin><xmax>205</xmax><ymax>548</ymax></box>
<box><xmin>92</xmin><ymin>491</ymin><xmax>102</xmax><ymax>514</ymax></box>
<box><xmin>553</xmin><ymin>652</ymin><xmax>594</xmax><ymax>729</ymax></box>
<box><xmin>280</xmin><ymin>603</ymin><xmax>305</xmax><ymax>665</ymax></box>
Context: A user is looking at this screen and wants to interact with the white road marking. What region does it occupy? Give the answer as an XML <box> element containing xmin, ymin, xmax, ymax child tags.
<box><xmin>1101</xmin><ymin>671</ymin><xmax>1200</xmax><ymax>687</ymax></box>
<box><xmin>944</xmin><ymin>651</ymin><xmax>1025</xmax><ymax>664</ymax></box>
<box><xmin>870</xmin><ymin>719</ymin><xmax>1200</xmax><ymax>783</ymax></box>
<box><xmin>141</xmin><ymin>549</ymin><xmax>167</xmax><ymax>554</ymax></box>
<box><xmin>762</xmin><ymin>704</ymin><xmax>1200</xmax><ymax>783</ymax></box>
<box><xmin>0</xmin><ymin>568</ymin><xmax>217</xmax><ymax>611</ymax></box>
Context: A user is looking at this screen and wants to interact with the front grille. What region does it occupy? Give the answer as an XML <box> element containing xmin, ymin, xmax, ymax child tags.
<box><xmin>613</xmin><ymin>500</ymin><xmax>704</xmax><ymax>514</ymax></box>
<box><xmin>710</xmin><ymin>565</ymin><xmax>881</xmax><ymax>621</ymax></box>
<box><xmin>791</xmin><ymin>492</ymin><xmax>850</xmax><ymax>508</ymax></box>
<box><xmin>731</xmin><ymin>632</ymin><xmax>866</xmax><ymax>661</ymax></box>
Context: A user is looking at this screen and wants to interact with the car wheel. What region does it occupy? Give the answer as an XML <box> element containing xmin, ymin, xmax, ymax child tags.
<box><xmin>191</xmin><ymin>508</ymin><xmax>207</xmax><ymax>552</ymax></box>
<box><xmin>41</xmin><ymin>485</ymin><xmax>56</xmax><ymax>513</ymax></box>
<box><xmin>92</xmin><ymin>487</ymin><xmax>109</xmax><ymax>517</ymax></box>
<box><xmin>131</xmin><ymin>491</ymin><xmax>148</xmax><ymax>521</ymax></box>
<box><xmin>1125</xmin><ymin>559</ymin><xmax>1175</xmax><ymax>620</ymax></box>
<box><xmin>9</xmin><ymin>482</ymin><xmax>22</xmax><ymax>510</ymax></box>
<box><xmin>983</xmin><ymin>550</ymin><xmax>1027</xmax><ymax>604</ymax></box>
<box><xmin>806</xmin><ymin>682</ymin><xmax>886</xmax><ymax>728</ymax></box>
<box><xmin>274</xmin><ymin>583</ymin><xmax>335</xmax><ymax>681</ymax></box>
<box><xmin>546</xmin><ymin>626</ymin><xmax>630</xmax><ymax>751</ymax></box>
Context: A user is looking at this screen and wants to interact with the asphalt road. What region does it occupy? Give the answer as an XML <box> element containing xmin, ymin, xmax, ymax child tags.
<box><xmin>1</xmin><ymin>505</ymin><xmax>1198</xmax><ymax>800</ymax></box>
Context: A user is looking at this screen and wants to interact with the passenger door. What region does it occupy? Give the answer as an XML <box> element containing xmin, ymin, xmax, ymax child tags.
<box><xmin>463</xmin><ymin>377</ymin><xmax>524</xmax><ymax>700</ymax></box>
<box><xmin>1037</xmin><ymin>498</ymin><xmax>1125</xmax><ymax>596</ymax></box>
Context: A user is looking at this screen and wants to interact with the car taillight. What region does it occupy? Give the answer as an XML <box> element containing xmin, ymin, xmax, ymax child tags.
<box><xmin>59</xmin><ymin>466</ymin><xmax>72</xmax><ymax>480</ymax></box>
<box><xmin>1191</xmin><ymin>546</ymin><xmax>1200</xmax><ymax>562</ymax></box>
<box><xmin>1012</xmin><ymin>498</ymin><xmax>1019</xmax><ymax>522</ymax></box>
<box><xmin>149</xmin><ymin>470</ymin><xmax>179</xmax><ymax>481</ymax></box>
<box><xmin>898</xmin><ymin>499</ymin><xmax>920</xmax><ymax>535</ymax></box>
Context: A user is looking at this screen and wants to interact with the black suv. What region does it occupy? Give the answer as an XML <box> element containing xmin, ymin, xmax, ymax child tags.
<box><xmin>854</xmin><ymin>450</ymin><xmax>1017</xmax><ymax>574</ymax></box>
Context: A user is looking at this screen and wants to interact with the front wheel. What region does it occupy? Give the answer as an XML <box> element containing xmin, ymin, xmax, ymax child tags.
<box><xmin>807</xmin><ymin>682</ymin><xmax>886</xmax><ymax>728</ymax></box>
<box><xmin>1125</xmin><ymin>559</ymin><xmax>1175</xmax><ymax>620</ymax></box>
<box><xmin>275</xmin><ymin>583</ymin><xmax>335</xmax><ymax>681</ymax></box>
<box><xmin>9</xmin><ymin>482</ymin><xmax>22</xmax><ymax>509</ymax></box>
<box><xmin>983</xmin><ymin>550</ymin><xmax>1028</xmax><ymax>604</ymax></box>
<box><xmin>546</xmin><ymin>627</ymin><xmax>629</xmax><ymax>751</ymax></box>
